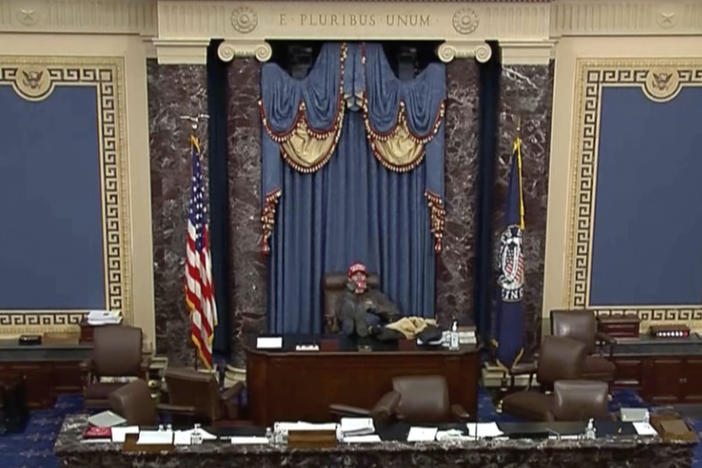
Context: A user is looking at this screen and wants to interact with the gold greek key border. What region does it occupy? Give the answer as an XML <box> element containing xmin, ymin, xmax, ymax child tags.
<box><xmin>0</xmin><ymin>56</ymin><xmax>131</xmax><ymax>330</ymax></box>
<box><xmin>567</xmin><ymin>58</ymin><xmax>702</xmax><ymax>318</ymax></box>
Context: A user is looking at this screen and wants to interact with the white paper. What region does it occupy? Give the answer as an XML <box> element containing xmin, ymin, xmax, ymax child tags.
<box><xmin>343</xmin><ymin>435</ymin><xmax>381</xmax><ymax>443</ymax></box>
<box><xmin>407</xmin><ymin>426</ymin><xmax>438</xmax><ymax>442</ymax></box>
<box><xmin>466</xmin><ymin>422</ymin><xmax>504</xmax><ymax>438</ymax></box>
<box><xmin>436</xmin><ymin>430</ymin><xmax>470</xmax><ymax>441</ymax></box>
<box><xmin>275</xmin><ymin>421</ymin><xmax>338</xmax><ymax>433</ymax></box>
<box><xmin>231</xmin><ymin>436</ymin><xmax>270</xmax><ymax>445</ymax></box>
<box><xmin>633</xmin><ymin>422</ymin><xmax>658</xmax><ymax>436</ymax></box>
<box><xmin>340</xmin><ymin>418</ymin><xmax>375</xmax><ymax>436</ymax></box>
<box><xmin>87</xmin><ymin>410</ymin><xmax>126</xmax><ymax>428</ymax></box>
<box><xmin>111</xmin><ymin>426</ymin><xmax>139</xmax><ymax>443</ymax></box>
<box><xmin>172</xmin><ymin>428</ymin><xmax>217</xmax><ymax>445</ymax></box>
<box><xmin>548</xmin><ymin>435</ymin><xmax>581</xmax><ymax>440</ymax></box>
<box><xmin>256</xmin><ymin>336</ymin><xmax>283</xmax><ymax>349</ymax></box>
<box><xmin>137</xmin><ymin>430</ymin><xmax>173</xmax><ymax>445</ymax></box>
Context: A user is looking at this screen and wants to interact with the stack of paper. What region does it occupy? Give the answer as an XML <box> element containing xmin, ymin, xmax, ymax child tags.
<box><xmin>87</xmin><ymin>310</ymin><xmax>122</xmax><ymax>325</ymax></box>
<box><xmin>340</xmin><ymin>418</ymin><xmax>375</xmax><ymax>437</ymax></box>
<box><xmin>343</xmin><ymin>435</ymin><xmax>381</xmax><ymax>443</ymax></box>
<box><xmin>274</xmin><ymin>421</ymin><xmax>338</xmax><ymax>434</ymax></box>
<box><xmin>87</xmin><ymin>410</ymin><xmax>126</xmax><ymax>428</ymax></box>
<box><xmin>466</xmin><ymin>422</ymin><xmax>504</xmax><ymax>438</ymax></box>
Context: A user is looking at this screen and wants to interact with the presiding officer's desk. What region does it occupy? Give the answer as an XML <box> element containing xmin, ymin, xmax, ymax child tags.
<box><xmin>244</xmin><ymin>334</ymin><xmax>479</xmax><ymax>425</ymax></box>
<box><xmin>54</xmin><ymin>414</ymin><xmax>695</xmax><ymax>468</ymax></box>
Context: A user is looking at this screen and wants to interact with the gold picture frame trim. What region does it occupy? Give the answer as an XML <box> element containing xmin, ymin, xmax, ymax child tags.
<box><xmin>0</xmin><ymin>56</ymin><xmax>131</xmax><ymax>330</ymax></box>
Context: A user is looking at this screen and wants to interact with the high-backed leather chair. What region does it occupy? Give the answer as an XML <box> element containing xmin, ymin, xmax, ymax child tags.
<box><xmin>501</xmin><ymin>336</ymin><xmax>587</xmax><ymax>421</ymax></box>
<box><xmin>80</xmin><ymin>325</ymin><xmax>150</xmax><ymax>409</ymax></box>
<box><xmin>162</xmin><ymin>367</ymin><xmax>245</xmax><ymax>426</ymax></box>
<box><xmin>550</xmin><ymin>309</ymin><xmax>616</xmax><ymax>384</ymax></box>
<box><xmin>108</xmin><ymin>379</ymin><xmax>157</xmax><ymax>426</ymax></box>
<box><xmin>330</xmin><ymin>375</ymin><xmax>470</xmax><ymax>423</ymax></box>
<box><xmin>322</xmin><ymin>272</ymin><xmax>380</xmax><ymax>333</ymax></box>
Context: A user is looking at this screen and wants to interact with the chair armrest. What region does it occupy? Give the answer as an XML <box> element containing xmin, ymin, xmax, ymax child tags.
<box><xmin>157</xmin><ymin>403</ymin><xmax>197</xmax><ymax>416</ymax></box>
<box><xmin>450</xmin><ymin>403</ymin><xmax>471</xmax><ymax>421</ymax></box>
<box><xmin>510</xmin><ymin>362</ymin><xmax>537</xmax><ymax>375</ymax></box>
<box><xmin>596</xmin><ymin>331</ymin><xmax>616</xmax><ymax>357</ymax></box>
<box><xmin>329</xmin><ymin>404</ymin><xmax>371</xmax><ymax>418</ymax></box>
<box><xmin>370</xmin><ymin>391</ymin><xmax>401</xmax><ymax>423</ymax></box>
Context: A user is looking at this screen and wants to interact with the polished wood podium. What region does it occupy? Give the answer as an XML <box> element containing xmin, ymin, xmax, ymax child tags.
<box><xmin>245</xmin><ymin>335</ymin><xmax>479</xmax><ymax>425</ymax></box>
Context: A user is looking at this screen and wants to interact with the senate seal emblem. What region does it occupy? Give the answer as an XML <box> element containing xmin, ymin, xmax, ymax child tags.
<box><xmin>498</xmin><ymin>225</ymin><xmax>524</xmax><ymax>302</ymax></box>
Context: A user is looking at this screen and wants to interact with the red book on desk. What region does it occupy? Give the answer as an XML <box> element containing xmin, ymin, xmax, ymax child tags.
<box><xmin>83</xmin><ymin>426</ymin><xmax>112</xmax><ymax>439</ymax></box>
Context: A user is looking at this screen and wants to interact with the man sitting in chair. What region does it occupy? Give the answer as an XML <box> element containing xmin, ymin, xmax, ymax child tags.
<box><xmin>336</xmin><ymin>262</ymin><xmax>400</xmax><ymax>337</ymax></box>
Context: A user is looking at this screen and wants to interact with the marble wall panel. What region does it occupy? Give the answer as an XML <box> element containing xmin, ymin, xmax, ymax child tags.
<box><xmin>493</xmin><ymin>62</ymin><xmax>554</xmax><ymax>355</ymax></box>
<box><xmin>147</xmin><ymin>60</ymin><xmax>208</xmax><ymax>366</ymax></box>
<box><xmin>226</xmin><ymin>58</ymin><xmax>265</xmax><ymax>366</ymax></box>
<box><xmin>436</xmin><ymin>59</ymin><xmax>481</xmax><ymax>327</ymax></box>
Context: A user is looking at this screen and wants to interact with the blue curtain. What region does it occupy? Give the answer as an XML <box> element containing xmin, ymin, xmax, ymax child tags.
<box><xmin>262</xmin><ymin>43</ymin><xmax>445</xmax><ymax>334</ymax></box>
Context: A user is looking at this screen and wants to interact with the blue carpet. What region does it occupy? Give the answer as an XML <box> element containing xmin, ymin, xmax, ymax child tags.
<box><xmin>0</xmin><ymin>394</ymin><xmax>82</xmax><ymax>468</ymax></box>
<box><xmin>1</xmin><ymin>389</ymin><xmax>700</xmax><ymax>467</ymax></box>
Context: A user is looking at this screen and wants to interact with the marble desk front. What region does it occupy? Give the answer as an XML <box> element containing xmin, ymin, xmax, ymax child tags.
<box><xmin>54</xmin><ymin>414</ymin><xmax>695</xmax><ymax>468</ymax></box>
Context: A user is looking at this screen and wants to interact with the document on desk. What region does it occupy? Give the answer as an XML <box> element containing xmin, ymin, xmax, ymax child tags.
<box><xmin>137</xmin><ymin>430</ymin><xmax>173</xmax><ymax>445</ymax></box>
<box><xmin>633</xmin><ymin>422</ymin><xmax>658</xmax><ymax>436</ymax></box>
<box><xmin>466</xmin><ymin>422</ymin><xmax>504</xmax><ymax>438</ymax></box>
<box><xmin>343</xmin><ymin>435</ymin><xmax>381</xmax><ymax>443</ymax></box>
<box><xmin>231</xmin><ymin>436</ymin><xmax>270</xmax><ymax>445</ymax></box>
<box><xmin>275</xmin><ymin>422</ymin><xmax>338</xmax><ymax>433</ymax></box>
<box><xmin>257</xmin><ymin>336</ymin><xmax>283</xmax><ymax>349</ymax></box>
<box><xmin>340</xmin><ymin>417</ymin><xmax>375</xmax><ymax>436</ymax></box>
<box><xmin>111</xmin><ymin>426</ymin><xmax>139</xmax><ymax>443</ymax></box>
<box><xmin>407</xmin><ymin>426</ymin><xmax>438</xmax><ymax>442</ymax></box>
<box><xmin>172</xmin><ymin>428</ymin><xmax>217</xmax><ymax>445</ymax></box>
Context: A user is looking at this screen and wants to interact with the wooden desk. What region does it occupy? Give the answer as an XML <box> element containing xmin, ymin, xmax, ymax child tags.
<box><xmin>245</xmin><ymin>336</ymin><xmax>479</xmax><ymax>425</ymax></box>
<box><xmin>611</xmin><ymin>334</ymin><xmax>702</xmax><ymax>404</ymax></box>
<box><xmin>0</xmin><ymin>341</ymin><xmax>93</xmax><ymax>408</ymax></box>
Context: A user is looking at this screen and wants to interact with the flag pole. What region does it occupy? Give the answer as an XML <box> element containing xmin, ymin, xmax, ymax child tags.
<box><xmin>181</xmin><ymin>113</ymin><xmax>210</xmax><ymax>370</ymax></box>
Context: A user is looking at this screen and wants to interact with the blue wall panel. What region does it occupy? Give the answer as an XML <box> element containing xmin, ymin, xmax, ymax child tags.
<box><xmin>590</xmin><ymin>86</ymin><xmax>702</xmax><ymax>306</ymax></box>
<box><xmin>0</xmin><ymin>86</ymin><xmax>105</xmax><ymax>309</ymax></box>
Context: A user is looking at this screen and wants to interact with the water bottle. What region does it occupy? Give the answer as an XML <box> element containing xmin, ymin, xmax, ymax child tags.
<box><xmin>450</xmin><ymin>321</ymin><xmax>459</xmax><ymax>350</ymax></box>
<box><xmin>190</xmin><ymin>423</ymin><xmax>203</xmax><ymax>445</ymax></box>
<box><xmin>585</xmin><ymin>418</ymin><xmax>596</xmax><ymax>440</ymax></box>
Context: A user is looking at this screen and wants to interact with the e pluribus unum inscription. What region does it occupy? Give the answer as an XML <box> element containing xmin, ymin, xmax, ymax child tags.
<box><xmin>279</xmin><ymin>13</ymin><xmax>432</xmax><ymax>28</ymax></box>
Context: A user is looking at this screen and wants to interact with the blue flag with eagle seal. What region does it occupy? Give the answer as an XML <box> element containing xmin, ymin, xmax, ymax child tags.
<box><xmin>492</xmin><ymin>137</ymin><xmax>525</xmax><ymax>370</ymax></box>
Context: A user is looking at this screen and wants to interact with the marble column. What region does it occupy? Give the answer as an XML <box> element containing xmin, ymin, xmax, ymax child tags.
<box><xmin>494</xmin><ymin>62</ymin><xmax>554</xmax><ymax>355</ymax></box>
<box><xmin>226</xmin><ymin>58</ymin><xmax>265</xmax><ymax>366</ymax></box>
<box><xmin>147</xmin><ymin>60</ymin><xmax>208</xmax><ymax>365</ymax></box>
<box><xmin>436</xmin><ymin>59</ymin><xmax>481</xmax><ymax>327</ymax></box>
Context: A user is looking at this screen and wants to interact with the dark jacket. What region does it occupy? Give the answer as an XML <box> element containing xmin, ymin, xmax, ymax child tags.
<box><xmin>335</xmin><ymin>281</ymin><xmax>400</xmax><ymax>336</ymax></box>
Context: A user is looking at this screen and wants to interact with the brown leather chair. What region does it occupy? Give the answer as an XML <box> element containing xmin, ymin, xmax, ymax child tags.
<box><xmin>550</xmin><ymin>309</ymin><xmax>616</xmax><ymax>383</ymax></box>
<box><xmin>108</xmin><ymin>379</ymin><xmax>157</xmax><ymax>426</ymax></box>
<box><xmin>551</xmin><ymin>380</ymin><xmax>610</xmax><ymax>421</ymax></box>
<box><xmin>501</xmin><ymin>336</ymin><xmax>587</xmax><ymax>421</ymax></box>
<box><xmin>80</xmin><ymin>325</ymin><xmax>150</xmax><ymax>409</ymax></box>
<box><xmin>162</xmin><ymin>367</ymin><xmax>245</xmax><ymax>426</ymax></box>
<box><xmin>330</xmin><ymin>375</ymin><xmax>471</xmax><ymax>423</ymax></box>
<box><xmin>322</xmin><ymin>272</ymin><xmax>380</xmax><ymax>333</ymax></box>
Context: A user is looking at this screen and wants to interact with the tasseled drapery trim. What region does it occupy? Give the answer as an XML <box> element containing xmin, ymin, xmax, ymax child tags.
<box><xmin>425</xmin><ymin>190</ymin><xmax>446</xmax><ymax>253</ymax></box>
<box><xmin>261</xmin><ymin>188</ymin><xmax>282</xmax><ymax>254</ymax></box>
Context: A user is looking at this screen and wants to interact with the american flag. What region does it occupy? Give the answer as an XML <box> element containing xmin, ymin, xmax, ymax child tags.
<box><xmin>185</xmin><ymin>135</ymin><xmax>217</xmax><ymax>368</ymax></box>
